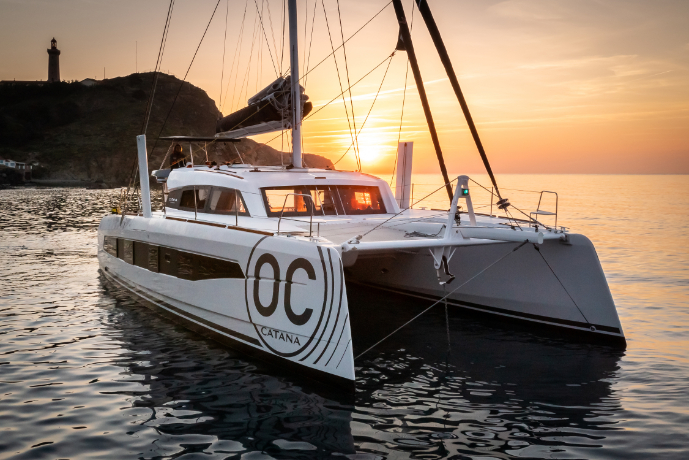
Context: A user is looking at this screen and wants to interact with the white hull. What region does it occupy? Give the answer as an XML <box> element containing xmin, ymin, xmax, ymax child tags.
<box><xmin>345</xmin><ymin>234</ymin><xmax>624</xmax><ymax>340</ymax></box>
<box><xmin>98</xmin><ymin>162</ymin><xmax>626</xmax><ymax>388</ymax></box>
<box><xmin>98</xmin><ymin>214</ymin><xmax>356</xmax><ymax>388</ymax></box>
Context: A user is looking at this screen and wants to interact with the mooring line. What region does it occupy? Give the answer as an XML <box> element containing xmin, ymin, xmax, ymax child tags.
<box><xmin>354</xmin><ymin>240</ymin><xmax>529</xmax><ymax>361</ymax></box>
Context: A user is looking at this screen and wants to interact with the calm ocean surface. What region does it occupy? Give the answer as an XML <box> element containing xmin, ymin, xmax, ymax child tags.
<box><xmin>1</xmin><ymin>174</ymin><xmax>688</xmax><ymax>459</ymax></box>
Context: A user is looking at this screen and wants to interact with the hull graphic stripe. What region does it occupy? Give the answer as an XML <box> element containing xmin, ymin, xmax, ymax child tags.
<box><xmin>328</xmin><ymin>313</ymin><xmax>349</xmax><ymax>367</ymax></box>
<box><xmin>336</xmin><ymin>339</ymin><xmax>352</xmax><ymax>369</ymax></box>
<box><xmin>301</xmin><ymin>247</ymin><xmax>335</xmax><ymax>362</ymax></box>
<box><xmin>322</xmin><ymin>259</ymin><xmax>346</xmax><ymax>366</ymax></box>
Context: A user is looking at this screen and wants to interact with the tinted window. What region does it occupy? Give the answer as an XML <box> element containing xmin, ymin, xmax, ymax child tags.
<box><xmin>178</xmin><ymin>253</ymin><xmax>195</xmax><ymax>280</ymax></box>
<box><xmin>159</xmin><ymin>246</ymin><xmax>178</xmax><ymax>276</ymax></box>
<box><xmin>261</xmin><ymin>185</ymin><xmax>385</xmax><ymax>217</ymax></box>
<box><xmin>134</xmin><ymin>241</ymin><xmax>148</xmax><ymax>268</ymax></box>
<box><xmin>104</xmin><ymin>238</ymin><xmax>244</xmax><ymax>281</ymax></box>
<box><xmin>208</xmin><ymin>187</ymin><xmax>249</xmax><ymax>215</ymax></box>
<box><xmin>104</xmin><ymin>236</ymin><xmax>117</xmax><ymax>256</ymax></box>
<box><xmin>336</xmin><ymin>185</ymin><xmax>385</xmax><ymax>215</ymax></box>
<box><xmin>147</xmin><ymin>245</ymin><xmax>159</xmax><ymax>273</ymax></box>
<box><xmin>166</xmin><ymin>189</ymin><xmax>182</xmax><ymax>209</ymax></box>
<box><xmin>179</xmin><ymin>187</ymin><xmax>209</xmax><ymax>211</ymax></box>
<box><xmin>196</xmin><ymin>255</ymin><xmax>245</xmax><ymax>280</ymax></box>
<box><xmin>122</xmin><ymin>239</ymin><xmax>134</xmax><ymax>264</ymax></box>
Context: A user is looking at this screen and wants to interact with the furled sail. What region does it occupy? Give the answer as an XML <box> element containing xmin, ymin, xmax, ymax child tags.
<box><xmin>215</xmin><ymin>76</ymin><xmax>313</xmax><ymax>139</ymax></box>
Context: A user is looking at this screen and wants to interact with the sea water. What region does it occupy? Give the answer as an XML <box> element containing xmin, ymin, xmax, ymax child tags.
<box><xmin>1</xmin><ymin>174</ymin><xmax>687</xmax><ymax>459</ymax></box>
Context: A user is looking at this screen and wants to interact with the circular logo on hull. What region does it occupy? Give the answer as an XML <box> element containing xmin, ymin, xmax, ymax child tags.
<box><xmin>245</xmin><ymin>237</ymin><xmax>333</xmax><ymax>358</ymax></box>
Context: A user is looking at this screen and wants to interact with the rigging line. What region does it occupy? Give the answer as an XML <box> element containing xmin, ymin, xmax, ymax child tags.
<box><xmin>304</xmin><ymin>52</ymin><xmax>393</xmax><ymax>123</ymax></box>
<box><xmin>302</xmin><ymin>0</ymin><xmax>309</xmax><ymax>79</ymax></box>
<box><xmin>300</xmin><ymin>1</ymin><xmax>392</xmax><ymax>82</ymax></box>
<box><xmin>252</xmin><ymin>0</ymin><xmax>279</xmax><ymax>77</ymax></box>
<box><xmin>357</xmin><ymin>177</ymin><xmax>459</xmax><ymax>239</ymax></box>
<box><xmin>263</xmin><ymin>0</ymin><xmax>280</xmax><ymax>66</ymax></box>
<box><xmin>236</xmin><ymin>11</ymin><xmax>261</xmax><ymax>113</ymax></box>
<box><xmin>158</xmin><ymin>143</ymin><xmax>175</xmax><ymax>169</ymax></box>
<box><xmin>335</xmin><ymin>0</ymin><xmax>361</xmax><ymax>171</ymax></box>
<box><xmin>355</xmin><ymin>240</ymin><xmax>530</xmax><ymax>360</ymax></box>
<box><xmin>218</xmin><ymin>0</ymin><xmax>230</xmax><ymax>107</ymax></box>
<box><xmin>333</xmin><ymin>53</ymin><xmax>395</xmax><ymax>166</ymax></box>
<box><xmin>150</xmin><ymin>0</ymin><xmax>222</xmax><ymax>160</ymax></box>
<box><xmin>390</xmin><ymin>60</ymin><xmax>409</xmax><ymax>187</ymax></box>
<box><xmin>390</xmin><ymin>0</ymin><xmax>415</xmax><ymax>187</ymax></box>
<box><xmin>303</xmin><ymin>0</ymin><xmax>318</xmax><ymax>87</ymax></box>
<box><xmin>126</xmin><ymin>0</ymin><xmax>175</xmax><ymax>219</ymax></box>
<box><xmin>321</xmin><ymin>0</ymin><xmax>360</xmax><ymax>171</ymax></box>
<box><xmin>141</xmin><ymin>0</ymin><xmax>175</xmax><ymax>134</ymax></box>
<box><xmin>533</xmin><ymin>245</ymin><xmax>591</xmax><ymax>325</ymax></box>
<box><xmin>280</xmin><ymin>0</ymin><xmax>286</xmax><ymax>74</ymax></box>
<box><xmin>232</xmin><ymin>143</ymin><xmax>246</xmax><ymax>164</ymax></box>
<box><xmin>223</xmin><ymin>0</ymin><xmax>249</xmax><ymax>114</ymax></box>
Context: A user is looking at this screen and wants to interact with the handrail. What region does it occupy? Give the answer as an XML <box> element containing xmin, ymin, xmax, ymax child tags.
<box><xmin>531</xmin><ymin>190</ymin><xmax>558</xmax><ymax>229</ymax></box>
<box><xmin>277</xmin><ymin>193</ymin><xmax>314</xmax><ymax>236</ymax></box>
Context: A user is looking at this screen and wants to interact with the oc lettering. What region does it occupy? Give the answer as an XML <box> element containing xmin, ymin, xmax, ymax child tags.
<box><xmin>253</xmin><ymin>255</ymin><xmax>315</xmax><ymax>326</ymax></box>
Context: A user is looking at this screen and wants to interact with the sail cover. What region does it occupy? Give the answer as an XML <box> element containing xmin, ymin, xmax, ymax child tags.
<box><xmin>215</xmin><ymin>77</ymin><xmax>313</xmax><ymax>139</ymax></box>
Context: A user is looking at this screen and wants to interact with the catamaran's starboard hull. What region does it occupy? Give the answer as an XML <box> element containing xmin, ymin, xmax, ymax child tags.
<box><xmin>345</xmin><ymin>234</ymin><xmax>625</xmax><ymax>345</ymax></box>
<box><xmin>98</xmin><ymin>215</ymin><xmax>355</xmax><ymax>389</ymax></box>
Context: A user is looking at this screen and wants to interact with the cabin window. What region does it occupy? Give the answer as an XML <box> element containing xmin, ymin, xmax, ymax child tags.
<box><xmin>166</xmin><ymin>186</ymin><xmax>248</xmax><ymax>216</ymax></box>
<box><xmin>179</xmin><ymin>187</ymin><xmax>209</xmax><ymax>211</ymax></box>
<box><xmin>208</xmin><ymin>187</ymin><xmax>249</xmax><ymax>216</ymax></box>
<box><xmin>103</xmin><ymin>237</ymin><xmax>244</xmax><ymax>281</ymax></box>
<box><xmin>261</xmin><ymin>185</ymin><xmax>385</xmax><ymax>217</ymax></box>
<box><xmin>336</xmin><ymin>185</ymin><xmax>385</xmax><ymax>214</ymax></box>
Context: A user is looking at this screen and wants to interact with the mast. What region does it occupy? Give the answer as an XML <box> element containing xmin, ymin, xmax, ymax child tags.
<box><xmin>288</xmin><ymin>0</ymin><xmax>302</xmax><ymax>168</ymax></box>
<box><xmin>392</xmin><ymin>0</ymin><xmax>453</xmax><ymax>202</ymax></box>
<box><xmin>414</xmin><ymin>0</ymin><xmax>505</xmax><ymax>202</ymax></box>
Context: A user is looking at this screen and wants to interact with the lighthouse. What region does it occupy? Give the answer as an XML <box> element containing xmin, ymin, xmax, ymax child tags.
<box><xmin>47</xmin><ymin>38</ymin><xmax>60</xmax><ymax>82</ymax></box>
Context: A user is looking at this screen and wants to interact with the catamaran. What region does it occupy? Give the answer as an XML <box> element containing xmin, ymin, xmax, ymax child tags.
<box><xmin>98</xmin><ymin>0</ymin><xmax>624</xmax><ymax>388</ymax></box>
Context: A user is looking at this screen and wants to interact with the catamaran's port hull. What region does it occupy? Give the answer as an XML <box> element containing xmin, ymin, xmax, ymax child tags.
<box><xmin>344</xmin><ymin>234</ymin><xmax>626</xmax><ymax>346</ymax></box>
<box><xmin>100</xmin><ymin>268</ymin><xmax>355</xmax><ymax>390</ymax></box>
<box><xmin>97</xmin><ymin>215</ymin><xmax>356</xmax><ymax>389</ymax></box>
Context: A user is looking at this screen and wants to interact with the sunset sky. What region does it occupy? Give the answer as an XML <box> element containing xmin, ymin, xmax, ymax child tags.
<box><xmin>1</xmin><ymin>0</ymin><xmax>687</xmax><ymax>174</ymax></box>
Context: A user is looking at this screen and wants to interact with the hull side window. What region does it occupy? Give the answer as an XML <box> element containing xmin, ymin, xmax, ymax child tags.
<box><xmin>105</xmin><ymin>238</ymin><xmax>244</xmax><ymax>280</ymax></box>
<box><xmin>122</xmin><ymin>239</ymin><xmax>134</xmax><ymax>264</ymax></box>
<box><xmin>148</xmin><ymin>245</ymin><xmax>159</xmax><ymax>273</ymax></box>
<box><xmin>104</xmin><ymin>236</ymin><xmax>117</xmax><ymax>256</ymax></box>
<box><xmin>159</xmin><ymin>246</ymin><xmax>178</xmax><ymax>277</ymax></box>
<box><xmin>134</xmin><ymin>241</ymin><xmax>149</xmax><ymax>268</ymax></box>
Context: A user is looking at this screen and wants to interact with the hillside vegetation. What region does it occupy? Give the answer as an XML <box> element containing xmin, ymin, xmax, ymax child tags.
<box><xmin>0</xmin><ymin>72</ymin><xmax>333</xmax><ymax>186</ymax></box>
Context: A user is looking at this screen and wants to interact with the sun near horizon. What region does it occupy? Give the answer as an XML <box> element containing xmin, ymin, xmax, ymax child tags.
<box><xmin>1</xmin><ymin>0</ymin><xmax>687</xmax><ymax>175</ymax></box>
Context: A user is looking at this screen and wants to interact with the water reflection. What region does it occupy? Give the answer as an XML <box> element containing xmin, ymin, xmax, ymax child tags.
<box><xmin>3</xmin><ymin>184</ymin><xmax>687</xmax><ymax>459</ymax></box>
<box><xmin>349</xmin><ymin>286</ymin><xmax>624</xmax><ymax>458</ymax></box>
<box><xmin>99</xmin><ymin>279</ymin><xmax>356</xmax><ymax>458</ymax></box>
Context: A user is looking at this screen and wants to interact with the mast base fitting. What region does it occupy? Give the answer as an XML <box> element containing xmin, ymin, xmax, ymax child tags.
<box><xmin>497</xmin><ymin>198</ymin><xmax>511</xmax><ymax>210</ymax></box>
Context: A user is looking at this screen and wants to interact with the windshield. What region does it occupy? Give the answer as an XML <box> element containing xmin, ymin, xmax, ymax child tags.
<box><xmin>261</xmin><ymin>185</ymin><xmax>386</xmax><ymax>217</ymax></box>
